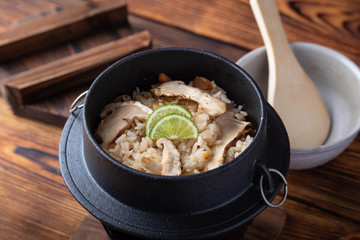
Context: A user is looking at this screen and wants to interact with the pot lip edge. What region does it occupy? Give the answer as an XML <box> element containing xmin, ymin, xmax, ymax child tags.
<box><xmin>82</xmin><ymin>47</ymin><xmax>268</xmax><ymax>179</ymax></box>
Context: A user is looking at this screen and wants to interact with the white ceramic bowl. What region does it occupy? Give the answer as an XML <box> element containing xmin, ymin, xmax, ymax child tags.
<box><xmin>236</xmin><ymin>42</ymin><xmax>360</xmax><ymax>170</ymax></box>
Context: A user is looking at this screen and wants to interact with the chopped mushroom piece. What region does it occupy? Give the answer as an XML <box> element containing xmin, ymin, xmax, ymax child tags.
<box><xmin>193</xmin><ymin>76</ymin><xmax>214</xmax><ymax>90</ymax></box>
<box><xmin>156</xmin><ymin>138</ymin><xmax>181</xmax><ymax>176</ymax></box>
<box><xmin>96</xmin><ymin>101</ymin><xmax>152</xmax><ymax>148</ymax></box>
<box><xmin>151</xmin><ymin>81</ymin><xmax>226</xmax><ymax>116</ymax></box>
<box><xmin>158</xmin><ymin>72</ymin><xmax>172</xmax><ymax>82</ymax></box>
<box><xmin>205</xmin><ymin>112</ymin><xmax>252</xmax><ymax>171</ymax></box>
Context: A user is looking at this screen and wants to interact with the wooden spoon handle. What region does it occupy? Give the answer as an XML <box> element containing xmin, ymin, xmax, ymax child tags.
<box><xmin>249</xmin><ymin>0</ymin><xmax>293</xmax><ymax>64</ymax></box>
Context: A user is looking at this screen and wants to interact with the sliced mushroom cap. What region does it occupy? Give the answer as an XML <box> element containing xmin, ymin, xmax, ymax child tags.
<box><xmin>156</xmin><ymin>138</ymin><xmax>181</xmax><ymax>176</ymax></box>
<box><xmin>205</xmin><ymin>112</ymin><xmax>253</xmax><ymax>171</ymax></box>
<box><xmin>96</xmin><ymin>101</ymin><xmax>152</xmax><ymax>148</ymax></box>
<box><xmin>151</xmin><ymin>81</ymin><xmax>226</xmax><ymax>116</ymax></box>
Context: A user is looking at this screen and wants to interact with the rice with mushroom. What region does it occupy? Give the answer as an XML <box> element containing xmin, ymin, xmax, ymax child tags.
<box><xmin>96</xmin><ymin>76</ymin><xmax>254</xmax><ymax>176</ymax></box>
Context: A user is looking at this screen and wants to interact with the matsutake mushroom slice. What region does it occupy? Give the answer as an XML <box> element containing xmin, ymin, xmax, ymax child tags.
<box><xmin>156</xmin><ymin>138</ymin><xmax>181</xmax><ymax>176</ymax></box>
<box><xmin>96</xmin><ymin>101</ymin><xmax>152</xmax><ymax>148</ymax></box>
<box><xmin>205</xmin><ymin>112</ymin><xmax>253</xmax><ymax>171</ymax></box>
<box><xmin>151</xmin><ymin>81</ymin><xmax>226</xmax><ymax>117</ymax></box>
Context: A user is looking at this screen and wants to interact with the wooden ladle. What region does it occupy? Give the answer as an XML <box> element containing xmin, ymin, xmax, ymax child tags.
<box><xmin>250</xmin><ymin>0</ymin><xmax>330</xmax><ymax>148</ymax></box>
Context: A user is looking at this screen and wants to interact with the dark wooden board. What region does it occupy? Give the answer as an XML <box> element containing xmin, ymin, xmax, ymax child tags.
<box><xmin>3</xmin><ymin>30</ymin><xmax>151</xmax><ymax>106</ymax></box>
<box><xmin>1</xmin><ymin>0</ymin><xmax>359</xmax><ymax>128</ymax></box>
<box><xmin>0</xmin><ymin>0</ymin><xmax>127</xmax><ymax>62</ymax></box>
<box><xmin>70</xmin><ymin>207</ymin><xmax>286</xmax><ymax>240</ymax></box>
<box><xmin>0</xmin><ymin>15</ymin><xmax>247</xmax><ymax>127</ymax></box>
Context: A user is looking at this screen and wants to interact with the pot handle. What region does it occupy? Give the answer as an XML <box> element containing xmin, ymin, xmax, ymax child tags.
<box><xmin>69</xmin><ymin>90</ymin><xmax>88</xmax><ymax>113</ymax></box>
<box><xmin>257</xmin><ymin>164</ymin><xmax>288</xmax><ymax>208</ymax></box>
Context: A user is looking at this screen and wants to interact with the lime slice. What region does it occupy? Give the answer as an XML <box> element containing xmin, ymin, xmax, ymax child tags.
<box><xmin>145</xmin><ymin>104</ymin><xmax>193</xmax><ymax>136</ymax></box>
<box><xmin>149</xmin><ymin>113</ymin><xmax>199</xmax><ymax>140</ymax></box>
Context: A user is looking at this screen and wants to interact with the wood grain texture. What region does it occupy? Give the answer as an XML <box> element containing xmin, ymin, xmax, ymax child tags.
<box><xmin>127</xmin><ymin>0</ymin><xmax>360</xmax><ymax>65</ymax></box>
<box><xmin>0</xmin><ymin>0</ymin><xmax>76</xmax><ymax>32</ymax></box>
<box><xmin>280</xmin><ymin>138</ymin><xmax>360</xmax><ymax>239</ymax></box>
<box><xmin>0</xmin><ymin>0</ymin><xmax>127</xmax><ymax>62</ymax></box>
<box><xmin>0</xmin><ymin>15</ymin><xmax>247</xmax><ymax>127</ymax></box>
<box><xmin>3</xmin><ymin>30</ymin><xmax>152</xmax><ymax>106</ymax></box>
<box><xmin>0</xmin><ymin>98</ymin><xmax>88</xmax><ymax>240</ymax></box>
<box><xmin>0</xmin><ymin>1</ymin><xmax>359</xmax><ymax>240</ymax></box>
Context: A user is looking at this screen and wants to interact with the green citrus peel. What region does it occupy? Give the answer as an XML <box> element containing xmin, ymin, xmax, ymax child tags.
<box><xmin>145</xmin><ymin>104</ymin><xmax>198</xmax><ymax>140</ymax></box>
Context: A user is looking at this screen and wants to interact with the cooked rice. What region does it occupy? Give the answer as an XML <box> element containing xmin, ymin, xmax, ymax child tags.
<box><xmin>99</xmin><ymin>79</ymin><xmax>254</xmax><ymax>175</ymax></box>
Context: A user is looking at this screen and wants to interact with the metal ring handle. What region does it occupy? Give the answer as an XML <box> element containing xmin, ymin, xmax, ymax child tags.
<box><xmin>69</xmin><ymin>90</ymin><xmax>88</xmax><ymax>113</ymax></box>
<box><xmin>260</xmin><ymin>168</ymin><xmax>288</xmax><ymax>208</ymax></box>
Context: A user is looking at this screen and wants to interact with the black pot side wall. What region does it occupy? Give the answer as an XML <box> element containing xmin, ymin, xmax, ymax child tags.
<box><xmin>57</xmin><ymin>48</ymin><xmax>290</xmax><ymax>239</ymax></box>
<box><xmin>83</xmin><ymin>48</ymin><xmax>267</xmax><ymax>213</ymax></box>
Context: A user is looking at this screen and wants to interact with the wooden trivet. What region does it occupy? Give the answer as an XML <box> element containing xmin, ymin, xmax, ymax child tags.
<box><xmin>70</xmin><ymin>207</ymin><xmax>286</xmax><ymax>240</ymax></box>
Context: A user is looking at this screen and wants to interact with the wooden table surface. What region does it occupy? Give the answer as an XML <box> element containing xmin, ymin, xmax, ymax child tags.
<box><xmin>0</xmin><ymin>0</ymin><xmax>359</xmax><ymax>239</ymax></box>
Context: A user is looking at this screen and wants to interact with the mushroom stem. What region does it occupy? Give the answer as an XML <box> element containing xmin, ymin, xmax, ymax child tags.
<box><xmin>156</xmin><ymin>138</ymin><xmax>181</xmax><ymax>176</ymax></box>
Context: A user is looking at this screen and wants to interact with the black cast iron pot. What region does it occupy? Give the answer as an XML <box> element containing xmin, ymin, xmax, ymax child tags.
<box><xmin>59</xmin><ymin>48</ymin><xmax>290</xmax><ymax>240</ymax></box>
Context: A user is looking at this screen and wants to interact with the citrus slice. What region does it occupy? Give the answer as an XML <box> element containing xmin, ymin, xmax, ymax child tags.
<box><xmin>149</xmin><ymin>113</ymin><xmax>199</xmax><ymax>140</ymax></box>
<box><xmin>145</xmin><ymin>104</ymin><xmax>193</xmax><ymax>136</ymax></box>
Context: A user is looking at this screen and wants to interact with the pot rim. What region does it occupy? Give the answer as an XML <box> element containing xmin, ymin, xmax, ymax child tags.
<box><xmin>59</xmin><ymin>47</ymin><xmax>289</xmax><ymax>239</ymax></box>
<box><xmin>83</xmin><ymin>47</ymin><xmax>268</xmax><ymax>180</ymax></box>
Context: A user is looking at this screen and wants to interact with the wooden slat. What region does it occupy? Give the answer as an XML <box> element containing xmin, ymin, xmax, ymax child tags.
<box><xmin>0</xmin><ymin>0</ymin><xmax>128</xmax><ymax>62</ymax></box>
<box><xmin>3</xmin><ymin>30</ymin><xmax>152</xmax><ymax>107</ymax></box>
